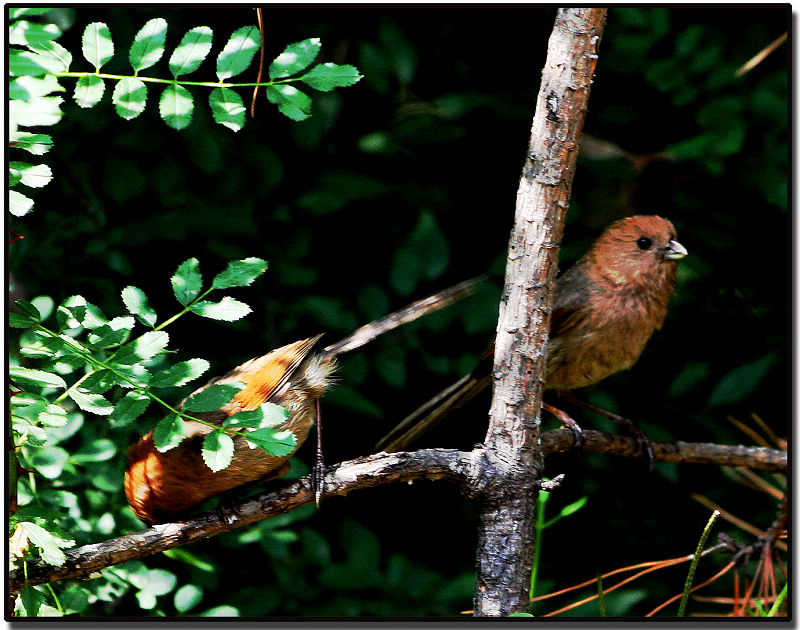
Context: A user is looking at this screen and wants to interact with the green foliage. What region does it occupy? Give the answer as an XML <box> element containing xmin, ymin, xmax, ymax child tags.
<box><xmin>8</xmin><ymin>5</ymin><xmax>787</xmax><ymax>620</ymax></box>
<box><xmin>8</xmin><ymin>9</ymin><xmax>361</xmax><ymax>217</ymax></box>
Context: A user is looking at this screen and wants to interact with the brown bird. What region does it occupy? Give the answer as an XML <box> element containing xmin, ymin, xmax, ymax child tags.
<box><xmin>375</xmin><ymin>215</ymin><xmax>688</xmax><ymax>455</ymax></box>
<box><xmin>125</xmin><ymin>277</ymin><xmax>483</xmax><ymax>526</ymax></box>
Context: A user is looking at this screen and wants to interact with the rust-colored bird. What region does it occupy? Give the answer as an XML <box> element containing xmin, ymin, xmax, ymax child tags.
<box><xmin>375</xmin><ymin>215</ymin><xmax>688</xmax><ymax>455</ymax></box>
<box><xmin>124</xmin><ymin>277</ymin><xmax>482</xmax><ymax>526</ymax></box>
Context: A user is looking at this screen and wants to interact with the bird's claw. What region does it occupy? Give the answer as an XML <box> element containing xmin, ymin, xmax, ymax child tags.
<box><xmin>311</xmin><ymin>461</ymin><xmax>326</xmax><ymax>508</ymax></box>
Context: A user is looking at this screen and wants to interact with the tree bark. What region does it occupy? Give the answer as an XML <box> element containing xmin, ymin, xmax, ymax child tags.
<box><xmin>471</xmin><ymin>8</ymin><xmax>607</xmax><ymax>616</ymax></box>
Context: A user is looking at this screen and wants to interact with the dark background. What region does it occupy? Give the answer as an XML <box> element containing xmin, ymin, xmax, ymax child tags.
<box><xmin>10</xmin><ymin>5</ymin><xmax>789</xmax><ymax>617</ymax></box>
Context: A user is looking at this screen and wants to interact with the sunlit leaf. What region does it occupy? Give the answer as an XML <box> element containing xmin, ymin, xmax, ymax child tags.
<box><xmin>216</xmin><ymin>25</ymin><xmax>260</xmax><ymax>80</ymax></box>
<box><xmin>129</xmin><ymin>17</ymin><xmax>167</xmax><ymax>72</ymax></box>
<box><xmin>82</xmin><ymin>22</ymin><xmax>114</xmax><ymax>70</ymax></box>
<box><xmin>159</xmin><ymin>84</ymin><xmax>194</xmax><ymax>130</ymax></box>
<box><xmin>169</xmin><ymin>26</ymin><xmax>213</xmax><ymax>77</ymax></box>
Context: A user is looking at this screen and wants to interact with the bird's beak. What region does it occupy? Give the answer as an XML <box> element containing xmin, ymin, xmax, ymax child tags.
<box><xmin>663</xmin><ymin>240</ymin><xmax>688</xmax><ymax>261</ymax></box>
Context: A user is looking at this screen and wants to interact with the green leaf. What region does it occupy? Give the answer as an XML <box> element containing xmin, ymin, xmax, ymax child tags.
<box><xmin>17</xmin><ymin>521</ymin><xmax>75</xmax><ymax>566</ymax></box>
<box><xmin>171</xmin><ymin>258</ymin><xmax>203</xmax><ymax>306</ymax></box>
<box><xmin>245</xmin><ymin>428</ymin><xmax>297</xmax><ymax>458</ymax></box>
<box><xmin>224</xmin><ymin>402</ymin><xmax>289</xmax><ymax>429</ymax></box>
<box><xmin>153</xmin><ymin>414</ymin><xmax>187</xmax><ymax>452</ymax></box>
<box><xmin>112</xmin><ymin>77</ymin><xmax>147</xmax><ymax>120</ymax></box>
<box><xmin>14</xmin><ymin>41</ymin><xmax>72</xmax><ymax>75</ymax></box>
<box><xmin>212</xmin><ymin>257</ymin><xmax>268</xmax><ymax>289</ymax></box>
<box><xmin>73</xmin><ymin>74</ymin><xmax>105</xmax><ymax>108</ymax></box>
<box><xmin>82</xmin><ymin>22</ymin><xmax>114</xmax><ymax>70</ymax></box>
<box><xmin>113</xmin><ymin>330</ymin><xmax>169</xmax><ymax>365</ymax></box>
<box><xmin>183</xmin><ymin>382</ymin><xmax>244</xmax><ymax>412</ymax></box>
<box><xmin>72</xmin><ymin>438</ymin><xmax>116</xmax><ymax>463</ymax></box>
<box><xmin>129</xmin><ymin>17</ymin><xmax>167</xmax><ymax>72</ymax></box>
<box><xmin>68</xmin><ymin>388</ymin><xmax>114</xmax><ymax>415</ymax></box>
<box><xmin>109</xmin><ymin>390</ymin><xmax>150</xmax><ymax>428</ymax></box>
<box><xmin>9</xmin><ymin>133</ymin><xmax>53</xmax><ymax>155</ymax></box>
<box><xmin>9</xmin><ymin>8</ymin><xmax>54</xmax><ymax>20</ymax></box>
<box><xmin>208</xmin><ymin>87</ymin><xmax>246</xmax><ymax>132</ymax></box>
<box><xmin>301</xmin><ymin>63</ymin><xmax>362</xmax><ymax>91</ymax></box>
<box><xmin>9</xmin><ymin>161</ymin><xmax>52</xmax><ymax>188</ymax></box>
<box><xmin>9</xmin><ymin>366</ymin><xmax>66</xmax><ymax>389</ymax></box>
<box><xmin>9</xmin><ymin>19</ymin><xmax>61</xmax><ymax>47</ymax></box>
<box><xmin>216</xmin><ymin>25</ymin><xmax>260</xmax><ymax>80</ymax></box>
<box><xmin>266</xmin><ymin>84</ymin><xmax>312</xmax><ymax>121</ymax></box>
<box><xmin>169</xmin><ymin>26</ymin><xmax>213</xmax><ymax>77</ymax></box>
<box><xmin>202</xmin><ymin>431</ymin><xmax>235</xmax><ymax>472</ymax></box>
<box><xmin>159</xmin><ymin>84</ymin><xmax>194</xmax><ymax>130</ymax></box>
<box><xmin>121</xmin><ymin>285</ymin><xmax>157</xmax><ymax>327</ymax></box>
<box><xmin>707</xmin><ymin>353</ymin><xmax>777</xmax><ymax>407</ymax></box>
<box><xmin>10</xmin><ymin>300</ymin><xmax>43</xmax><ymax>327</ymax></box>
<box><xmin>149</xmin><ymin>358</ymin><xmax>210</xmax><ymax>388</ymax></box>
<box><xmin>269</xmin><ymin>37</ymin><xmax>321</xmax><ymax>79</ymax></box>
<box><xmin>190</xmin><ymin>296</ymin><xmax>252</xmax><ymax>321</ymax></box>
<box><xmin>86</xmin><ymin>315</ymin><xmax>135</xmax><ymax>348</ymax></box>
<box><xmin>18</xmin><ymin>583</ymin><xmax>46</xmax><ymax>617</ymax></box>
<box><xmin>9</xmin><ymin>190</ymin><xmax>34</xmax><ymax>217</ymax></box>
<box><xmin>9</xmin><ymin>94</ymin><xmax>64</xmax><ymax>129</ymax></box>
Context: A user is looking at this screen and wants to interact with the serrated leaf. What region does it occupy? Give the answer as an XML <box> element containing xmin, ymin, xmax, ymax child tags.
<box><xmin>245</xmin><ymin>428</ymin><xmax>297</xmax><ymax>458</ymax></box>
<box><xmin>212</xmin><ymin>257</ymin><xmax>268</xmax><ymax>289</ymax></box>
<box><xmin>268</xmin><ymin>37</ymin><xmax>321</xmax><ymax>80</ymax></box>
<box><xmin>190</xmin><ymin>296</ymin><xmax>252</xmax><ymax>321</ymax></box>
<box><xmin>208</xmin><ymin>87</ymin><xmax>246</xmax><ymax>132</ymax></box>
<box><xmin>73</xmin><ymin>74</ymin><xmax>105</xmax><ymax>108</ymax></box>
<box><xmin>9</xmin><ymin>19</ymin><xmax>61</xmax><ymax>47</ymax></box>
<box><xmin>113</xmin><ymin>330</ymin><xmax>169</xmax><ymax>365</ymax></box>
<box><xmin>9</xmin><ymin>366</ymin><xmax>66</xmax><ymax>389</ymax></box>
<box><xmin>216</xmin><ymin>25</ymin><xmax>260</xmax><ymax>80</ymax></box>
<box><xmin>86</xmin><ymin>315</ymin><xmax>135</xmax><ymax>348</ymax></box>
<box><xmin>9</xmin><ymin>311</ymin><xmax>39</xmax><ymax>328</ymax></box>
<box><xmin>9</xmin><ymin>133</ymin><xmax>53</xmax><ymax>155</ymax></box>
<box><xmin>149</xmin><ymin>358</ymin><xmax>210</xmax><ymax>388</ymax></box>
<box><xmin>9</xmin><ymin>94</ymin><xmax>64</xmax><ymax>127</ymax></box>
<box><xmin>301</xmin><ymin>63</ymin><xmax>362</xmax><ymax>91</ymax></box>
<box><xmin>202</xmin><ymin>431</ymin><xmax>235</xmax><ymax>472</ymax></box>
<box><xmin>112</xmin><ymin>77</ymin><xmax>147</xmax><ymax>120</ymax></box>
<box><xmin>159</xmin><ymin>84</ymin><xmax>194</xmax><ymax>130</ymax></box>
<box><xmin>68</xmin><ymin>388</ymin><xmax>113</xmax><ymax>415</ymax></box>
<box><xmin>9</xmin><ymin>190</ymin><xmax>34</xmax><ymax>217</ymax></box>
<box><xmin>9</xmin><ymin>300</ymin><xmax>42</xmax><ymax>327</ymax></box>
<box><xmin>266</xmin><ymin>84</ymin><xmax>312</xmax><ymax>121</ymax></box>
<box><xmin>9</xmin><ymin>161</ymin><xmax>52</xmax><ymax>189</ymax></box>
<box><xmin>17</xmin><ymin>522</ymin><xmax>75</xmax><ymax>566</ymax></box>
<box><xmin>109</xmin><ymin>390</ymin><xmax>150</xmax><ymax>428</ymax></box>
<box><xmin>121</xmin><ymin>285</ymin><xmax>157</xmax><ymax>327</ymax></box>
<box><xmin>129</xmin><ymin>17</ymin><xmax>167</xmax><ymax>72</ymax></box>
<box><xmin>82</xmin><ymin>22</ymin><xmax>114</xmax><ymax>70</ymax></box>
<box><xmin>183</xmin><ymin>382</ymin><xmax>244</xmax><ymax>412</ymax></box>
<box><xmin>169</xmin><ymin>26</ymin><xmax>213</xmax><ymax>77</ymax></box>
<box><xmin>171</xmin><ymin>258</ymin><xmax>203</xmax><ymax>306</ymax></box>
<box><xmin>13</xmin><ymin>41</ymin><xmax>72</xmax><ymax>75</ymax></box>
<box><xmin>224</xmin><ymin>402</ymin><xmax>290</xmax><ymax>429</ymax></box>
<box><xmin>153</xmin><ymin>414</ymin><xmax>187</xmax><ymax>452</ymax></box>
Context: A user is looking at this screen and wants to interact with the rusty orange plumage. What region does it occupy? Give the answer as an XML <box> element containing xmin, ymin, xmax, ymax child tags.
<box><xmin>124</xmin><ymin>276</ymin><xmax>483</xmax><ymax>526</ymax></box>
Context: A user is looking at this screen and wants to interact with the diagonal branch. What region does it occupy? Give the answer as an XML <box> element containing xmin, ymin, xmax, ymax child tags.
<box><xmin>10</xmin><ymin>436</ymin><xmax>784</xmax><ymax>596</ymax></box>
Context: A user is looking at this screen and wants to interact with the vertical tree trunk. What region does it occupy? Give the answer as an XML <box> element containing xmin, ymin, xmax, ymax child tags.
<box><xmin>472</xmin><ymin>8</ymin><xmax>607</xmax><ymax>616</ymax></box>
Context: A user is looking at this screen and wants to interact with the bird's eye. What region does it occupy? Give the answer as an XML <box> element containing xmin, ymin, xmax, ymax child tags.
<box><xmin>636</xmin><ymin>237</ymin><xmax>653</xmax><ymax>251</ymax></box>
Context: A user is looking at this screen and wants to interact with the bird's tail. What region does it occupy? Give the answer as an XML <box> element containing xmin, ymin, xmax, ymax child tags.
<box><xmin>321</xmin><ymin>275</ymin><xmax>486</xmax><ymax>358</ymax></box>
<box><xmin>373</xmin><ymin>357</ymin><xmax>492</xmax><ymax>453</ymax></box>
